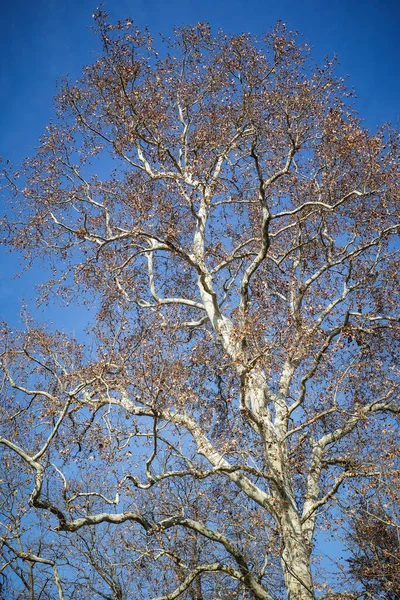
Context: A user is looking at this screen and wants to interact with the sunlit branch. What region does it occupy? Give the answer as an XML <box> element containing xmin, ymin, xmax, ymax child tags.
<box><xmin>322</xmin><ymin>403</ymin><xmax>399</xmax><ymax>451</ymax></box>
<box><xmin>288</xmin><ymin>321</ymin><xmax>346</xmax><ymax>418</ymax></box>
<box><xmin>85</xmin><ymin>394</ymin><xmax>276</xmax><ymax>514</ymax></box>
<box><xmin>152</xmin><ymin>563</ymin><xmax>244</xmax><ymax>600</ymax></box>
<box><xmin>146</xmin><ymin>249</ymin><xmax>206</xmax><ymax>311</ymax></box>
<box><xmin>32</xmin><ymin>398</ymin><xmax>72</xmax><ymax>461</ymax></box>
<box><xmin>302</xmin><ymin>470</ymin><xmax>354</xmax><ymax>524</ymax></box>
<box><xmin>0</xmin><ymin>538</ymin><xmax>65</xmax><ymax>600</ymax></box>
<box><xmin>271</xmin><ymin>189</ymin><xmax>376</xmax><ymax>220</ymax></box>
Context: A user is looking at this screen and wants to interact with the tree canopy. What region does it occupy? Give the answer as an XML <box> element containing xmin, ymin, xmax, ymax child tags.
<box><xmin>0</xmin><ymin>11</ymin><xmax>399</xmax><ymax>600</ymax></box>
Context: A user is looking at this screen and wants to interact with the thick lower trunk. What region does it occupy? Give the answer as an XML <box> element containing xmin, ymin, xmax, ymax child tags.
<box><xmin>263</xmin><ymin>435</ymin><xmax>315</xmax><ymax>599</ymax></box>
<box><xmin>280</xmin><ymin>508</ymin><xmax>314</xmax><ymax>600</ymax></box>
<box><xmin>223</xmin><ymin>357</ymin><xmax>315</xmax><ymax>599</ymax></box>
<box><xmin>285</xmin><ymin>571</ymin><xmax>315</xmax><ymax>600</ymax></box>
<box><xmin>282</xmin><ymin>539</ymin><xmax>314</xmax><ymax>599</ymax></box>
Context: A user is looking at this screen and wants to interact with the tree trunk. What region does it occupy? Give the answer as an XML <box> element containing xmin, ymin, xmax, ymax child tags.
<box><xmin>244</xmin><ymin>370</ymin><xmax>315</xmax><ymax>599</ymax></box>
<box><xmin>279</xmin><ymin>499</ymin><xmax>314</xmax><ymax>600</ymax></box>
<box><xmin>282</xmin><ymin>532</ymin><xmax>314</xmax><ymax>599</ymax></box>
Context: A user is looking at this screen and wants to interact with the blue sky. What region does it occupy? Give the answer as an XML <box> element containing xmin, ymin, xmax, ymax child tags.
<box><xmin>1</xmin><ymin>0</ymin><xmax>399</xmax><ymax>329</ymax></box>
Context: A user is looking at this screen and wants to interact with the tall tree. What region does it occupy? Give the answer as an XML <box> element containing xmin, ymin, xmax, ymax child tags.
<box><xmin>1</xmin><ymin>11</ymin><xmax>399</xmax><ymax>600</ymax></box>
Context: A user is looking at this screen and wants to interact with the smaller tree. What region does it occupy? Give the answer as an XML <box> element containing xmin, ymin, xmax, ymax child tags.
<box><xmin>347</xmin><ymin>471</ymin><xmax>400</xmax><ymax>599</ymax></box>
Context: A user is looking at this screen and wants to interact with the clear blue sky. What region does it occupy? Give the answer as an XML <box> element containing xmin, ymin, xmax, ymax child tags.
<box><xmin>1</xmin><ymin>0</ymin><xmax>399</xmax><ymax>328</ymax></box>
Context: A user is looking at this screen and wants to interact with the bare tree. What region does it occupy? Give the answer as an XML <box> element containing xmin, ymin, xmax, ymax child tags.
<box><xmin>1</xmin><ymin>11</ymin><xmax>399</xmax><ymax>600</ymax></box>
